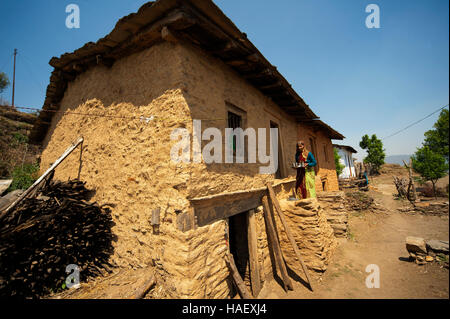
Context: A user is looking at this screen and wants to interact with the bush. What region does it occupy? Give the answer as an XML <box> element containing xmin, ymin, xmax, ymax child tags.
<box><xmin>334</xmin><ymin>148</ymin><xmax>345</xmax><ymax>177</ymax></box>
<box><xmin>412</xmin><ymin>146</ymin><xmax>448</xmax><ymax>197</ymax></box>
<box><xmin>7</xmin><ymin>162</ymin><xmax>40</xmax><ymax>191</ymax></box>
<box><xmin>11</xmin><ymin>132</ymin><xmax>28</xmax><ymax>145</ymax></box>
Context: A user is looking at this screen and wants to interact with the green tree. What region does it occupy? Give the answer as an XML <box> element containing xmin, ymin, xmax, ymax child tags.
<box><xmin>334</xmin><ymin>148</ymin><xmax>345</xmax><ymax>177</ymax></box>
<box><xmin>0</xmin><ymin>72</ymin><xmax>10</xmax><ymax>94</ymax></box>
<box><xmin>7</xmin><ymin>162</ymin><xmax>40</xmax><ymax>192</ymax></box>
<box><xmin>359</xmin><ymin>134</ymin><xmax>385</xmax><ymax>174</ymax></box>
<box><xmin>412</xmin><ymin>146</ymin><xmax>448</xmax><ymax>198</ymax></box>
<box><xmin>423</xmin><ymin>108</ymin><xmax>449</xmax><ymax>162</ymax></box>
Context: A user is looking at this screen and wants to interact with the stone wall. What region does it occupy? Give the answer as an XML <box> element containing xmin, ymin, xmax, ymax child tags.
<box><xmin>277</xmin><ymin>198</ymin><xmax>337</xmax><ymax>272</ymax></box>
<box><xmin>317</xmin><ymin>191</ymin><xmax>348</xmax><ymax>238</ymax></box>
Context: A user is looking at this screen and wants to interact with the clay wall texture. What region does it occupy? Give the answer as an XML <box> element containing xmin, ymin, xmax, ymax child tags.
<box><xmin>297</xmin><ymin>125</ymin><xmax>340</xmax><ymax>192</ymax></box>
<box><xmin>40</xmin><ymin>40</ymin><xmax>338</xmax><ymax>298</ymax></box>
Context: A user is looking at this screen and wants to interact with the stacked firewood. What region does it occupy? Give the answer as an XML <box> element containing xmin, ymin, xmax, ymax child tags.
<box><xmin>0</xmin><ymin>180</ymin><xmax>115</xmax><ymax>298</ymax></box>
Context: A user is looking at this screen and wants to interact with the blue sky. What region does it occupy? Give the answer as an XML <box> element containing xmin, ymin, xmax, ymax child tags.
<box><xmin>0</xmin><ymin>0</ymin><xmax>448</xmax><ymax>160</ymax></box>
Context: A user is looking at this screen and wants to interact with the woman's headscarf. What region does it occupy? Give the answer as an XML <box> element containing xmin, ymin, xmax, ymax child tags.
<box><xmin>296</xmin><ymin>141</ymin><xmax>309</xmax><ymax>160</ymax></box>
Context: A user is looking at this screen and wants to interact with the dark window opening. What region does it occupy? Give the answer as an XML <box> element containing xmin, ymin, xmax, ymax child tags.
<box><xmin>323</xmin><ymin>145</ymin><xmax>329</xmax><ymax>163</ymax></box>
<box><xmin>270</xmin><ymin>121</ymin><xmax>283</xmax><ymax>179</ymax></box>
<box><xmin>309</xmin><ymin>137</ymin><xmax>319</xmax><ymax>174</ymax></box>
<box><xmin>228</xmin><ymin>111</ymin><xmax>242</xmax><ymax>153</ymax></box>
<box><xmin>228</xmin><ymin>212</ymin><xmax>250</xmax><ymax>298</ymax></box>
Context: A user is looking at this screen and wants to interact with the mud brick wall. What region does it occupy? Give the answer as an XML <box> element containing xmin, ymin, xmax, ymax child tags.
<box><xmin>39</xmin><ymin>40</ymin><xmax>340</xmax><ymax>298</ymax></box>
<box><xmin>317</xmin><ymin>191</ymin><xmax>348</xmax><ymax>238</ymax></box>
<box><xmin>297</xmin><ymin>125</ymin><xmax>339</xmax><ymax>192</ymax></box>
<box><xmin>177</xmin><ymin>41</ymin><xmax>300</xmax><ymax>198</ymax></box>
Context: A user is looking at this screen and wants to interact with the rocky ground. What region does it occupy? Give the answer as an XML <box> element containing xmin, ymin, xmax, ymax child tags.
<box><xmin>259</xmin><ymin>167</ymin><xmax>449</xmax><ymax>299</ymax></box>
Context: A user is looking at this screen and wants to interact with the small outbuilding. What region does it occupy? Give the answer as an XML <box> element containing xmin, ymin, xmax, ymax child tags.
<box><xmin>333</xmin><ymin>144</ymin><xmax>357</xmax><ymax>179</ymax></box>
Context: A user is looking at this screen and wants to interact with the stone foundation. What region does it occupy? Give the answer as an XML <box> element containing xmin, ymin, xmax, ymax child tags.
<box><xmin>277</xmin><ymin>198</ymin><xmax>337</xmax><ymax>272</ymax></box>
<box><xmin>317</xmin><ymin>191</ymin><xmax>349</xmax><ymax>238</ymax></box>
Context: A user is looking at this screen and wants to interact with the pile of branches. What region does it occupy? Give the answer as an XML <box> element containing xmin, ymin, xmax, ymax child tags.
<box><xmin>393</xmin><ymin>176</ymin><xmax>409</xmax><ymax>199</ymax></box>
<box><xmin>345</xmin><ymin>191</ymin><xmax>374</xmax><ymax>211</ymax></box>
<box><xmin>0</xmin><ymin>180</ymin><xmax>116</xmax><ymax>298</ymax></box>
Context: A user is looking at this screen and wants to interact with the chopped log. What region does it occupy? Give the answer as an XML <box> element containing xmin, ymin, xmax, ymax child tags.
<box><xmin>267</xmin><ymin>183</ymin><xmax>314</xmax><ymax>291</ymax></box>
<box><xmin>225</xmin><ymin>253</ymin><xmax>253</xmax><ymax>299</ymax></box>
<box><xmin>127</xmin><ymin>274</ymin><xmax>156</xmax><ymax>299</ymax></box>
<box><xmin>261</xmin><ymin>195</ymin><xmax>293</xmax><ymax>292</ymax></box>
<box><xmin>246</xmin><ymin>209</ymin><xmax>261</xmax><ymax>297</ymax></box>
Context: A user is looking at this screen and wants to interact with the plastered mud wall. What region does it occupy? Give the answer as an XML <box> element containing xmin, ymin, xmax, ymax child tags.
<box><xmin>176</xmin><ymin>42</ymin><xmax>300</xmax><ymax>199</ymax></box>
<box><xmin>297</xmin><ymin>125</ymin><xmax>339</xmax><ymax>192</ymax></box>
<box><xmin>40</xmin><ymin>41</ymin><xmax>337</xmax><ymax>298</ymax></box>
<box><xmin>40</xmin><ymin>42</ymin><xmax>200</xmax><ymax>298</ymax></box>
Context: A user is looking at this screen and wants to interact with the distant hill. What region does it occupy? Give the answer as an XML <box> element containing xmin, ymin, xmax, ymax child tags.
<box><xmin>385</xmin><ymin>154</ymin><xmax>413</xmax><ymax>165</ymax></box>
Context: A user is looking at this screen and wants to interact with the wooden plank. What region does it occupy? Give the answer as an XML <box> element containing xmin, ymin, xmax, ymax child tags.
<box><xmin>151</xmin><ymin>208</ymin><xmax>161</xmax><ymax>225</ymax></box>
<box><xmin>194</xmin><ymin>195</ymin><xmax>263</xmax><ymax>227</ymax></box>
<box><xmin>262</xmin><ymin>195</ymin><xmax>293</xmax><ymax>292</ymax></box>
<box><xmin>189</xmin><ymin>178</ymin><xmax>296</xmax><ymax>202</ymax></box>
<box><xmin>225</xmin><ymin>253</ymin><xmax>254</xmax><ymax>299</ymax></box>
<box><xmin>247</xmin><ymin>209</ymin><xmax>261</xmax><ymax>297</ymax></box>
<box><xmin>267</xmin><ymin>183</ymin><xmax>314</xmax><ymax>291</ymax></box>
<box><xmin>0</xmin><ymin>137</ymin><xmax>84</xmax><ymax>220</ymax></box>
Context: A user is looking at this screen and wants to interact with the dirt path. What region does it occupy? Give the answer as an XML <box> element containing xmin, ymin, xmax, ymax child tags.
<box><xmin>259</xmin><ymin>178</ymin><xmax>449</xmax><ymax>299</ymax></box>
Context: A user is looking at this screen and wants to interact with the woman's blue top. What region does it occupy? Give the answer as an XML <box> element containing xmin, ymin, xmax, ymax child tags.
<box><xmin>295</xmin><ymin>151</ymin><xmax>317</xmax><ymax>167</ymax></box>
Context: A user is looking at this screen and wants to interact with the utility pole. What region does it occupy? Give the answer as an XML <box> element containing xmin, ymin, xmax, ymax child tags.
<box><xmin>12</xmin><ymin>48</ymin><xmax>17</xmax><ymax>107</ymax></box>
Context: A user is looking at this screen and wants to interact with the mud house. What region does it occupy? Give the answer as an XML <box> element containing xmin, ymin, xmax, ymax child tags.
<box><xmin>30</xmin><ymin>0</ymin><xmax>345</xmax><ymax>298</ymax></box>
<box><xmin>333</xmin><ymin>144</ymin><xmax>357</xmax><ymax>179</ymax></box>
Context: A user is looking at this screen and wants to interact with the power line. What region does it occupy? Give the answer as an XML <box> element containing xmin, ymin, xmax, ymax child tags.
<box><xmin>19</xmin><ymin>53</ymin><xmax>45</xmax><ymax>91</ymax></box>
<box><xmin>2</xmin><ymin>105</ymin><xmax>229</xmax><ymax>123</ymax></box>
<box><xmin>382</xmin><ymin>104</ymin><xmax>449</xmax><ymax>140</ymax></box>
<box><xmin>0</xmin><ymin>53</ymin><xmax>13</xmax><ymax>72</ymax></box>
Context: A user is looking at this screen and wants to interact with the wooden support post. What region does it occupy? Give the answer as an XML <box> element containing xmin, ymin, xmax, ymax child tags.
<box><xmin>225</xmin><ymin>253</ymin><xmax>254</xmax><ymax>299</ymax></box>
<box><xmin>247</xmin><ymin>209</ymin><xmax>261</xmax><ymax>297</ymax></box>
<box><xmin>151</xmin><ymin>208</ymin><xmax>160</xmax><ymax>225</ymax></box>
<box><xmin>262</xmin><ymin>195</ymin><xmax>293</xmax><ymax>292</ymax></box>
<box><xmin>77</xmin><ymin>139</ymin><xmax>83</xmax><ymax>180</ymax></box>
<box><xmin>267</xmin><ymin>183</ymin><xmax>314</xmax><ymax>291</ymax></box>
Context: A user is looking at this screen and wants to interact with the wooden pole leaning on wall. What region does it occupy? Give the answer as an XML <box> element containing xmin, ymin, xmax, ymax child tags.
<box><xmin>262</xmin><ymin>195</ymin><xmax>293</xmax><ymax>292</ymax></box>
<box><xmin>266</xmin><ymin>183</ymin><xmax>314</xmax><ymax>291</ymax></box>
<box><xmin>225</xmin><ymin>253</ymin><xmax>254</xmax><ymax>299</ymax></box>
<box><xmin>247</xmin><ymin>209</ymin><xmax>261</xmax><ymax>297</ymax></box>
<box><xmin>0</xmin><ymin>137</ymin><xmax>84</xmax><ymax>221</ymax></box>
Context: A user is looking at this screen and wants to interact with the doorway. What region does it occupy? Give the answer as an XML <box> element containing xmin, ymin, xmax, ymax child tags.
<box><xmin>228</xmin><ymin>212</ymin><xmax>250</xmax><ymax>297</ymax></box>
<box><xmin>270</xmin><ymin>121</ymin><xmax>283</xmax><ymax>179</ymax></box>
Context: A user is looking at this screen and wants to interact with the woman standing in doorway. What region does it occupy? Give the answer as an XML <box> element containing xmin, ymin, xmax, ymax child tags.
<box><xmin>295</xmin><ymin>141</ymin><xmax>317</xmax><ymax>199</ymax></box>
